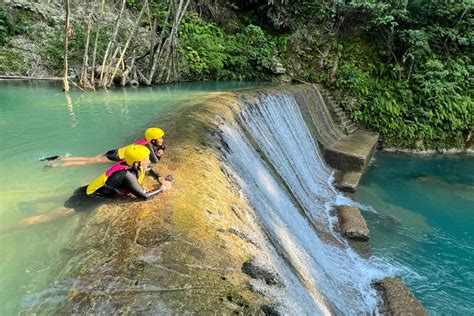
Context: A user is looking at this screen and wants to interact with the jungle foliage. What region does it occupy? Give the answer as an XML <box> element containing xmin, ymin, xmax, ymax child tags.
<box><xmin>0</xmin><ymin>8</ymin><xmax>29</xmax><ymax>45</ymax></box>
<box><xmin>179</xmin><ymin>0</ymin><xmax>472</xmax><ymax>146</ymax></box>
<box><xmin>332</xmin><ymin>0</ymin><xmax>473</xmax><ymax>145</ymax></box>
<box><xmin>179</xmin><ymin>13</ymin><xmax>277</xmax><ymax>80</ymax></box>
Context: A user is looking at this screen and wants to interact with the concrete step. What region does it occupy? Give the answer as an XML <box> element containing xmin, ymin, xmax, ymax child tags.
<box><xmin>347</xmin><ymin>129</ymin><xmax>358</xmax><ymax>136</ymax></box>
<box><xmin>324</xmin><ymin>129</ymin><xmax>379</xmax><ymax>174</ymax></box>
<box><xmin>346</xmin><ymin>125</ymin><xmax>359</xmax><ymax>135</ymax></box>
<box><xmin>346</xmin><ymin>121</ymin><xmax>357</xmax><ymax>129</ymax></box>
<box><xmin>340</xmin><ymin>118</ymin><xmax>351</xmax><ymax>126</ymax></box>
<box><xmin>327</xmin><ymin>101</ymin><xmax>337</xmax><ymax>108</ymax></box>
<box><xmin>333</xmin><ymin>107</ymin><xmax>344</xmax><ymax>114</ymax></box>
<box><xmin>341</xmin><ymin>119</ymin><xmax>353</xmax><ymax>126</ymax></box>
<box><xmin>332</xmin><ymin>108</ymin><xmax>343</xmax><ymax>115</ymax></box>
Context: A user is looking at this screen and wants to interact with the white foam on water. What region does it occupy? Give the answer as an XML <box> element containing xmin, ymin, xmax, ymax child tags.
<box><xmin>220</xmin><ymin>93</ymin><xmax>397</xmax><ymax>314</ymax></box>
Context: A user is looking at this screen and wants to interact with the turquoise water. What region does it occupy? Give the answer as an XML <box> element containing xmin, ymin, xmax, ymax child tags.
<box><xmin>355</xmin><ymin>153</ymin><xmax>474</xmax><ymax>314</ymax></box>
<box><xmin>0</xmin><ymin>80</ymin><xmax>267</xmax><ymax>314</ymax></box>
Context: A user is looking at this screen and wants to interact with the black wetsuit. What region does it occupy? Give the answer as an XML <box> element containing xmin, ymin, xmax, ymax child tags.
<box><xmin>64</xmin><ymin>167</ymin><xmax>162</xmax><ymax>212</ymax></box>
<box><xmin>104</xmin><ymin>143</ymin><xmax>163</xmax><ymax>163</ymax></box>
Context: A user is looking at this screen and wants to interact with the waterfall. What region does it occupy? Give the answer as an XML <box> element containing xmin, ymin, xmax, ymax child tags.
<box><xmin>221</xmin><ymin>92</ymin><xmax>393</xmax><ymax>314</ymax></box>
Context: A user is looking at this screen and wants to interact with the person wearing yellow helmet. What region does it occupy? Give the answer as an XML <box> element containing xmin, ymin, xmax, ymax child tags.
<box><xmin>42</xmin><ymin>127</ymin><xmax>166</xmax><ymax>167</ymax></box>
<box><xmin>84</xmin><ymin>144</ymin><xmax>172</xmax><ymax>200</ymax></box>
<box><xmin>109</xmin><ymin>127</ymin><xmax>165</xmax><ymax>164</ymax></box>
<box><xmin>3</xmin><ymin>146</ymin><xmax>174</xmax><ymax>233</ymax></box>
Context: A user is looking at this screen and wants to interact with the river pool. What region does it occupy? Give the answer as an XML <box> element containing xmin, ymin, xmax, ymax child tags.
<box><xmin>356</xmin><ymin>152</ymin><xmax>474</xmax><ymax>314</ymax></box>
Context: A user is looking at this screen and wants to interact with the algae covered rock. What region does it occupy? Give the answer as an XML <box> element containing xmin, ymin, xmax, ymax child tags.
<box><xmin>375</xmin><ymin>277</ymin><xmax>427</xmax><ymax>316</ymax></box>
<box><xmin>242</xmin><ymin>259</ymin><xmax>284</xmax><ymax>287</ymax></box>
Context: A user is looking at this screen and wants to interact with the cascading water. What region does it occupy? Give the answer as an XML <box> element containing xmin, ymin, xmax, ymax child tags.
<box><xmin>220</xmin><ymin>92</ymin><xmax>395</xmax><ymax>314</ymax></box>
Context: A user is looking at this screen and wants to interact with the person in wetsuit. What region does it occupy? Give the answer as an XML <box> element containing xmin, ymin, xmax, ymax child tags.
<box><xmin>7</xmin><ymin>145</ymin><xmax>173</xmax><ymax>231</ymax></box>
<box><xmin>69</xmin><ymin>144</ymin><xmax>172</xmax><ymax>211</ymax></box>
<box><xmin>44</xmin><ymin>127</ymin><xmax>166</xmax><ymax>167</ymax></box>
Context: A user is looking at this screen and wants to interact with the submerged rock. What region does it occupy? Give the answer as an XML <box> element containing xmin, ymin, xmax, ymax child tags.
<box><xmin>242</xmin><ymin>260</ymin><xmax>284</xmax><ymax>287</ymax></box>
<box><xmin>336</xmin><ymin>205</ymin><xmax>370</xmax><ymax>241</ymax></box>
<box><xmin>374</xmin><ymin>277</ymin><xmax>427</xmax><ymax>316</ymax></box>
<box><xmin>261</xmin><ymin>304</ymin><xmax>281</xmax><ymax>316</ymax></box>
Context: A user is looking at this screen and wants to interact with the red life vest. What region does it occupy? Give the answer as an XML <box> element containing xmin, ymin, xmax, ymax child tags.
<box><xmin>134</xmin><ymin>138</ymin><xmax>149</xmax><ymax>146</ymax></box>
<box><xmin>118</xmin><ymin>139</ymin><xmax>150</xmax><ymax>159</ymax></box>
<box><xmin>86</xmin><ymin>161</ymin><xmax>144</xmax><ymax>195</ymax></box>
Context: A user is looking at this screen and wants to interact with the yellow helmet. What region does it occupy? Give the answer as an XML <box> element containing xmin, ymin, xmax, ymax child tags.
<box><xmin>124</xmin><ymin>145</ymin><xmax>150</xmax><ymax>166</ymax></box>
<box><xmin>145</xmin><ymin>127</ymin><xmax>165</xmax><ymax>142</ymax></box>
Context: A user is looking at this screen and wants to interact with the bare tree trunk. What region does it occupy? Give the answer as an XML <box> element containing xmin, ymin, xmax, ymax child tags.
<box><xmin>136</xmin><ymin>69</ymin><xmax>149</xmax><ymax>84</ymax></box>
<box><xmin>101</xmin><ymin>46</ymin><xmax>121</xmax><ymax>86</ymax></box>
<box><xmin>107</xmin><ymin>0</ymin><xmax>148</xmax><ymax>88</ymax></box>
<box><xmin>63</xmin><ymin>0</ymin><xmax>70</xmax><ymax>92</ymax></box>
<box><xmin>146</xmin><ymin>1</ymin><xmax>174</xmax><ymax>85</ymax></box>
<box><xmin>329</xmin><ymin>54</ymin><xmax>339</xmax><ymax>84</ymax></box>
<box><xmin>99</xmin><ymin>0</ymin><xmax>126</xmax><ymax>86</ymax></box>
<box><xmin>80</xmin><ymin>12</ymin><xmax>93</xmax><ymax>89</ymax></box>
<box><xmin>148</xmin><ymin>15</ymin><xmax>158</xmax><ymax>70</ymax></box>
<box><xmin>160</xmin><ymin>0</ymin><xmax>189</xmax><ymax>84</ymax></box>
<box><xmin>120</xmin><ymin>54</ymin><xmax>135</xmax><ymax>86</ymax></box>
<box><xmin>90</xmin><ymin>0</ymin><xmax>106</xmax><ymax>86</ymax></box>
<box><xmin>146</xmin><ymin>0</ymin><xmax>189</xmax><ymax>85</ymax></box>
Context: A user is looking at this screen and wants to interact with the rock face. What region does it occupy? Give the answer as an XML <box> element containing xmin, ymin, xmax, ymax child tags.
<box><xmin>1</xmin><ymin>1</ymin><xmax>146</xmax><ymax>77</ymax></box>
<box><xmin>335</xmin><ymin>205</ymin><xmax>370</xmax><ymax>241</ymax></box>
<box><xmin>375</xmin><ymin>277</ymin><xmax>427</xmax><ymax>316</ymax></box>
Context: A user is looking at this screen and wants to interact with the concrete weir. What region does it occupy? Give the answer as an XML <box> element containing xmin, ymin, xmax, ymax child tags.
<box><xmin>328</xmin><ymin>130</ymin><xmax>379</xmax><ymax>192</ymax></box>
<box><xmin>30</xmin><ymin>84</ymin><xmax>425</xmax><ymax>314</ymax></box>
<box><xmin>277</xmin><ymin>84</ymin><xmax>425</xmax><ymax>314</ymax></box>
<box><xmin>289</xmin><ymin>84</ymin><xmax>379</xmax><ymax>193</ymax></box>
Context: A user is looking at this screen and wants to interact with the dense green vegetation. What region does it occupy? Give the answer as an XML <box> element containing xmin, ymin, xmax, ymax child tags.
<box><xmin>0</xmin><ymin>8</ymin><xmax>28</xmax><ymax>45</ymax></box>
<box><xmin>331</xmin><ymin>1</ymin><xmax>473</xmax><ymax>147</ymax></box>
<box><xmin>179</xmin><ymin>13</ymin><xmax>277</xmax><ymax>80</ymax></box>
<box><xmin>177</xmin><ymin>0</ymin><xmax>473</xmax><ymax>147</ymax></box>
<box><xmin>42</xmin><ymin>22</ymin><xmax>111</xmax><ymax>73</ymax></box>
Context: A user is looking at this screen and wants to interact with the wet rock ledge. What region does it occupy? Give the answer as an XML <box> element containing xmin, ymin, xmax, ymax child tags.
<box><xmin>29</xmin><ymin>92</ymin><xmax>280</xmax><ymax>314</ymax></box>
<box><xmin>329</xmin><ymin>130</ymin><xmax>379</xmax><ymax>192</ymax></box>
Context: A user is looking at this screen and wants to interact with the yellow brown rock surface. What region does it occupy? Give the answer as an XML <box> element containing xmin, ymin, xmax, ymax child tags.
<box><xmin>41</xmin><ymin>92</ymin><xmax>273</xmax><ymax>314</ymax></box>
